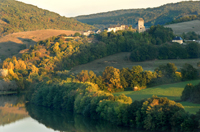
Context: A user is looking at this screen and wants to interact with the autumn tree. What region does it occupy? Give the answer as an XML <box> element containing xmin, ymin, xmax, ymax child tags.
<box><xmin>52</xmin><ymin>42</ymin><xmax>60</xmax><ymax>54</ymax></box>
<box><xmin>76</xmin><ymin>70</ymin><xmax>90</xmax><ymax>82</ymax></box>
<box><xmin>102</xmin><ymin>66</ymin><xmax>123</xmax><ymax>92</ymax></box>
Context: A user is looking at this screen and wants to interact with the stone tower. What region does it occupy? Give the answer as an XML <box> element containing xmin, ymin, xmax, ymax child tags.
<box><xmin>137</xmin><ymin>18</ymin><xmax>146</xmax><ymax>33</ymax></box>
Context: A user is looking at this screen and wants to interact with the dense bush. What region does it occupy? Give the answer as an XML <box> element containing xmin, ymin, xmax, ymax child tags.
<box><xmin>181</xmin><ymin>63</ymin><xmax>198</xmax><ymax>81</ymax></box>
<box><xmin>181</xmin><ymin>83</ymin><xmax>200</xmax><ymax>103</ymax></box>
<box><xmin>182</xmin><ymin>31</ymin><xmax>200</xmax><ymax>40</ymax></box>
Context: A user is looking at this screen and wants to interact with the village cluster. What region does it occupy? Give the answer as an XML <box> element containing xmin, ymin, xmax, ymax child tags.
<box><xmin>82</xmin><ymin>18</ymin><xmax>186</xmax><ymax>44</ymax></box>
<box><xmin>83</xmin><ymin>18</ymin><xmax>146</xmax><ymax>36</ymax></box>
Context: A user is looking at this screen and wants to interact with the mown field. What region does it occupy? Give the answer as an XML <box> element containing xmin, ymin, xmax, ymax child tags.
<box><xmin>114</xmin><ymin>79</ymin><xmax>200</xmax><ymax>114</ymax></box>
<box><xmin>71</xmin><ymin>52</ymin><xmax>200</xmax><ymax>73</ymax></box>
<box><xmin>0</xmin><ymin>29</ymin><xmax>79</xmax><ymax>60</ymax></box>
<box><xmin>165</xmin><ymin>20</ymin><xmax>200</xmax><ymax>35</ymax></box>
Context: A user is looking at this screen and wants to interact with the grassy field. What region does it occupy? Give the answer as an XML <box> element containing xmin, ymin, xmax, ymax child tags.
<box><xmin>0</xmin><ymin>29</ymin><xmax>79</xmax><ymax>60</ymax></box>
<box><xmin>114</xmin><ymin>80</ymin><xmax>200</xmax><ymax>114</ymax></box>
<box><xmin>71</xmin><ymin>52</ymin><xmax>200</xmax><ymax>73</ymax></box>
<box><xmin>165</xmin><ymin>20</ymin><xmax>200</xmax><ymax>35</ymax></box>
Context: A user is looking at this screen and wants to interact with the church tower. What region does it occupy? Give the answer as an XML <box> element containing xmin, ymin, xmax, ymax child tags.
<box><xmin>137</xmin><ymin>18</ymin><xmax>146</xmax><ymax>33</ymax></box>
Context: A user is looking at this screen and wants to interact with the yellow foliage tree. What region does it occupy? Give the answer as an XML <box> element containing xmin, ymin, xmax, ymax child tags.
<box><xmin>76</xmin><ymin>70</ymin><xmax>89</xmax><ymax>82</ymax></box>
<box><xmin>18</xmin><ymin>60</ymin><xmax>27</xmax><ymax>70</ymax></box>
<box><xmin>102</xmin><ymin>66</ymin><xmax>122</xmax><ymax>92</ymax></box>
<box><xmin>52</xmin><ymin>42</ymin><xmax>60</xmax><ymax>53</ymax></box>
<box><xmin>8</xmin><ymin>69</ymin><xmax>19</xmax><ymax>80</ymax></box>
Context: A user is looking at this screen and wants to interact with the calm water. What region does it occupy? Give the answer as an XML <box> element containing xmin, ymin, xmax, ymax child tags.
<box><xmin>0</xmin><ymin>94</ymin><xmax>150</xmax><ymax>132</ymax></box>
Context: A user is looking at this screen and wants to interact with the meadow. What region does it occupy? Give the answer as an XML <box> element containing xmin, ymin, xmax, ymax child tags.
<box><xmin>71</xmin><ymin>52</ymin><xmax>200</xmax><ymax>73</ymax></box>
<box><xmin>165</xmin><ymin>20</ymin><xmax>200</xmax><ymax>35</ymax></box>
<box><xmin>114</xmin><ymin>79</ymin><xmax>200</xmax><ymax>114</ymax></box>
<box><xmin>0</xmin><ymin>29</ymin><xmax>78</xmax><ymax>59</ymax></box>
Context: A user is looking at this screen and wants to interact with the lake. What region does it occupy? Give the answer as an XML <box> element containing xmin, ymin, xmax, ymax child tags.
<box><xmin>0</xmin><ymin>94</ymin><xmax>150</xmax><ymax>132</ymax></box>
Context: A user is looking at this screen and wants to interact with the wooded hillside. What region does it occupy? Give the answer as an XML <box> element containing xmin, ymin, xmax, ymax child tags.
<box><xmin>0</xmin><ymin>0</ymin><xmax>95</xmax><ymax>36</ymax></box>
<box><xmin>75</xmin><ymin>1</ymin><xmax>200</xmax><ymax>28</ymax></box>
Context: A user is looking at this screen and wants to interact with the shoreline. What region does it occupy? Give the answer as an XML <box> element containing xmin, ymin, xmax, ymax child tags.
<box><xmin>0</xmin><ymin>91</ymin><xmax>18</xmax><ymax>95</ymax></box>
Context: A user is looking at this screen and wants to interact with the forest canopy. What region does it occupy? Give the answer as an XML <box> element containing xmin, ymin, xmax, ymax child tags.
<box><xmin>0</xmin><ymin>0</ymin><xmax>95</xmax><ymax>36</ymax></box>
<box><xmin>75</xmin><ymin>1</ymin><xmax>200</xmax><ymax>28</ymax></box>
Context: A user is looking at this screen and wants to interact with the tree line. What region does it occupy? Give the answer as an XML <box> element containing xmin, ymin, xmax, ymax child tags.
<box><xmin>1</xmin><ymin>25</ymin><xmax>199</xmax><ymax>92</ymax></box>
<box><xmin>75</xmin><ymin>62</ymin><xmax>198</xmax><ymax>93</ymax></box>
<box><xmin>3</xmin><ymin>49</ymin><xmax>198</xmax><ymax>93</ymax></box>
<box><xmin>26</xmin><ymin>80</ymin><xmax>200</xmax><ymax>131</ymax></box>
<box><xmin>166</xmin><ymin>14</ymin><xmax>200</xmax><ymax>25</ymax></box>
<box><xmin>130</xmin><ymin>41</ymin><xmax>200</xmax><ymax>62</ymax></box>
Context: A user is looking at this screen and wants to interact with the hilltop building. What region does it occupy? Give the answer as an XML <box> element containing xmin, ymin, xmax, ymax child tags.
<box><xmin>172</xmin><ymin>36</ymin><xmax>183</xmax><ymax>44</ymax></box>
<box><xmin>95</xmin><ymin>29</ymin><xmax>101</xmax><ymax>34</ymax></box>
<box><xmin>107</xmin><ymin>25</ymin><xmax>127</xmax><ymax>32</ymax></box>
<box><xmin>83</xmin><ymin>30</ymin><xmax>94</xmax><ymax>36</ymax></box>
<box><xmin>82</xmin><ymin>29</ymin><xmax>102</xmax><ymax>36</ymax></box>
<box><xmin>137</xmin><ymin>18</ymin><xmax>146</xmax><ymax>33</ymax></box>
<box><xmin>83</xmin><ymin>18</ymin><xmax>147</xmax><ymax>36</ymax></box>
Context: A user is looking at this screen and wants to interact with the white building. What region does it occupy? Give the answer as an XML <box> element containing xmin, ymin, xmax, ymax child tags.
<box><xmin>95</xmin><ymin>29</ymin><xmax>101</xmax><ymax>34</ymax></box>
<box><xmin>83</xmin><ymin>30</ymin><xmax>94</xmax><ymax>36</ymax></box>
<box><xmin>172</xmin><ymin>36</ymin><xmax>183</xmax><ymax>44</ymax></box>
<box><xmin>107</xmin><ymin>25</ymin><xmax>126</xmax><ymax>32</ymax></box>
<box><xmin>137</xmin><ymin>18</ymin><xmax>146</xmax><ymax>33</ymax></box>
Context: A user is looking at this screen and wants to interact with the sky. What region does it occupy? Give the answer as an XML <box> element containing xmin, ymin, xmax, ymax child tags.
<box><xmin>16</xmin><ymin>0</ymin><xmax>187</xmax><ymax>17</ymax></box>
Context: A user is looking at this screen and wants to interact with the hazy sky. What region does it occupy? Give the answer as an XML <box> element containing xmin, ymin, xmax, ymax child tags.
<box><xmin>16</xmin><ymin>0</ymin><xmax>187</xmax><ymax>17</ymax></box>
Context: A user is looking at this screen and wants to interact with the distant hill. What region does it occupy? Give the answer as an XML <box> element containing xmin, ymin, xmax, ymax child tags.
<box><xmin>0</xmin><ymin>0</ymin><xmax>95</xmax><ymax>36</ymax></box>
<box><xmin>75</xmin><ymin>1</ymin><xmax>200</xmax><ymax>29</ymax></box>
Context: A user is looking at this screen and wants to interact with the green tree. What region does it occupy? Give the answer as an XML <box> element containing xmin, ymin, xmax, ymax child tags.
<box><xmin>181</xmin><ymin>63</ymin><xmax>198</xmax><ymax>81</ymax></box>
<box><xmin>74</xmin><ymin>32</ymin><xmax>81</xmax><ymax>37</ymax></box>
<box><xmin>186</xmin><ymin>42</ymin><xmax>200</xmax><ymax>58</ymax></box>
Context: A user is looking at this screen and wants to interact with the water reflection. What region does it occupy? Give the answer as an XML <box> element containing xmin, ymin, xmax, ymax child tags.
<box><xmin>0</xmin><ymin>95</ymin><xmax>150</xmax><ymax>132</ymax></box>
<box><xmin>0</xmin><ymin>95</ymin><xmax>28</xmax><ymax>126</ymax></box>
<box><xmin>26</xmin><ymin>103</ymin><xmax>147</xmax><ymax>132</ymax></box>
<box><xmin>0</xmin><ymin>94</ymin><xmax>19</xmax><ymax>107</ymax></box>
